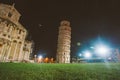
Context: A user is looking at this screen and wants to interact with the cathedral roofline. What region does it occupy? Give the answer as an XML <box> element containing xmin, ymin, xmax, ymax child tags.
<box><xmin>0</xmin><ymin>3</ymin><xmax>21</xmax><ymax>16</ymax></box>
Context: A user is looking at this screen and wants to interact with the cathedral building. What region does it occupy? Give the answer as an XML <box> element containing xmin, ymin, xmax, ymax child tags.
<box><xmin>0</xmin><ymin>3</ymin><xmax>33</xmax><ymax>62</ymax></box>
<box><xmin>57</xmin><ymin>20</ymin><xmax>71</xmax><ymax>63</ymax></box>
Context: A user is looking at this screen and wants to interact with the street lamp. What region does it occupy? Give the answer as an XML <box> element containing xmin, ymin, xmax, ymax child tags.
<box><xmin>38</xmin><ymin>55</ymin><xmax>43</xmax><ymax>59</ymax></box>
<box><xmin>38</xmin><ymin>55</ymin><xmax>43</xmax><ymax>63</ymax></box>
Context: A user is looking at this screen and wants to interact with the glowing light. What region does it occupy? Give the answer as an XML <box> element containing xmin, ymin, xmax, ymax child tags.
<box><xmin>38</xmin><ymin>55</ymin><xmax>43</xmax><ymax>59</ymax></box>
<box><xmin>97</xmin><ymin>47</ymin><xmax>108</xmax><ymax>53</ymax></box>
<box><xmin>79</xmin><ymin>53</ymin><xmax>82</xmax><ymax>57</ymax></box>
<box><xmin>77</xmin><ymin>42</ymin><xmax>81</xmax><ymax>46</ymax></box>
<box><xmin>108</xmin><ymin>57</ymin><xmax>111</xmax><ymax>60</ymax></box>
<box><xmin>84</xmin><ymin>52</ymin><xmax>91</xmax><ymax>58</ymax></box>
<box><xmin>96</xmin><ymin>46</ymin><xmax>109</xmax><ymax>54</ymax></box>
<box><xmin>38</xmin><ymin>55</ymin><xmax>43</xmax><ymax>63</ymax></box>
<box><xmin>90</xmin><ymin>46</ymin><xmax>94</xmax><ymax>49</ymax></box>
<box><xmin>95</xmin><ymin>45</ymin><xmax>110</xmax><ymax>57</ymax></box>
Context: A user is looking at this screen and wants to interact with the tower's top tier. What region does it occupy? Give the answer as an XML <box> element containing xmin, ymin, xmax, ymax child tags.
<box><xmin>60</xmin><ymin>20</ymin><xmax>70</xmax><ymax>26</ymax></box>
<box><xmin>0</xmin><ymin>3</ymin><xmax>21</xmax><ymax>24</ymax></box>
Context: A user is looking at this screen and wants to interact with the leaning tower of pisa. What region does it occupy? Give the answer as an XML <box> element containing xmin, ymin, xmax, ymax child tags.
<box><xmin>56</xmin><ymin>20</ymin><xmax>71</xmax><ymax>63</ymax></box>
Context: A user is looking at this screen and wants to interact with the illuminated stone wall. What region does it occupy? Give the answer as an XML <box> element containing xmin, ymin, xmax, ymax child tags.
<box><xmin>57</xmin><ymin>20</ymin><xmax>71</xmax><ymax>63</ymax></box>
<box><xmin>0</xmin><ymin>3</ymin><xmax>33</xmax><ymax>62</ymax></box>
<box><xmin>22</xmin><ymin>41</ymin><xmax>33</xmax><ymax>61</ymax></box>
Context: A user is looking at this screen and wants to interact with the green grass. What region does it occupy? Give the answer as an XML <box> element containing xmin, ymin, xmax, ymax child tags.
<box><xmin>0</xmin><ymin>63</ymin><xmax>120</xmax><ymax>80</ymax></box>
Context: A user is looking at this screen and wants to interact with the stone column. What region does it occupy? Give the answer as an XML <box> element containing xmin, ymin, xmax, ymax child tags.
<box><xmin>9</xmin><ymin>41</ymin><xmax>17</xmax><ymax>61</ymax></box>
<box><xmin>6</xmin><ymin>43</ymin><xmax>12</xmax><ymax>61</ymax></box>
<box><xmin>13</xmin><ymin>42</ymin><xmax>18</xmax><ymax>61</ymax></box>
<box><xmin>18</xmin><ymin>43</ymin><xmax>24</xmax><ymax>61</ymax></box>
<box><xmin>22</xmin><ymin>50</ymin><xmax>25</xmax><ymax>60</ymax></box>
<box><xmin>3</xmin><ymin>43</ymin><xmax>10</xmax><ymax>62</ymax></box>
<box><xmin>14</xmin><ymin>42</ymin><xmax>21</xmax><ymax>61</ymax></box>
<box><xmin>0</xmin><ymin>44</ymin><xmax>5</xmax><ymax>61</ymax></box>
<box><xmin>1</xmin><ymin>42</ymin><xmax>7</xmax><ymax>62</ymax></box>
<box><xmin>26</xmin><ymin>51</ymin><xmax>30</xmax><ymax>60</ymax></box>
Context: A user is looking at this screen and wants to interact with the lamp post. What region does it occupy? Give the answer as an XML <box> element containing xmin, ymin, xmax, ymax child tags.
<box><xmin>34</xmin><ymin>54</ymin><xmax>37</xmax><ymax>62</ymax></box>
<box><xmin>38</xmin><ymin>55</ymin><xmax>43</xmax><ymax>63</ymax></box>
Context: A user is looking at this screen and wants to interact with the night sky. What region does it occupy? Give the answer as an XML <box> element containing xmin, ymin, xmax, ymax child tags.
<box><xmin>1</xmin><ymin>0</ymin><xmax>120</xmax><ymax>58</ymax></box>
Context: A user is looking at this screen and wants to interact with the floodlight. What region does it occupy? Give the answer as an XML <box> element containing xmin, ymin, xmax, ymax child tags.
<box><xmin>95</xmin><ymin>45</ymin><xmax>110</xmax><ymax>57</ymax></box>
<box><xmin>96</xmin><ymin>46</ymin><xmax>108</xmax><ymax>54</ymax></box>
<box><xmin>84</xmin><ymin>52</ymin><xmax>91</xmax><ymax>58</ymax></box>
<box><xmin>97</xmin><ymin>47</ymin><xmax>108</xmax><ymax>54</ymax></box>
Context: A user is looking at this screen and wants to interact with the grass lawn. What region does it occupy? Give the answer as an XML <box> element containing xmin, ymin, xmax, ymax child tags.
<box><xmin>0</xmin><ymin>63</ymin><xmax>120</xmax><ymax>80</ymax></box>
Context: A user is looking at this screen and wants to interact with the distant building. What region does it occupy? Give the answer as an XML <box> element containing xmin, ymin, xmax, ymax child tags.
<box><xmin>0</xmin><ymin>3</ymin><xmax>33</xmax><ymax>62</ymax></box>
<box><xmin>56</xmin><ymin>20</ymin><xmax>71</xmax><ymax>63</ymax></box>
